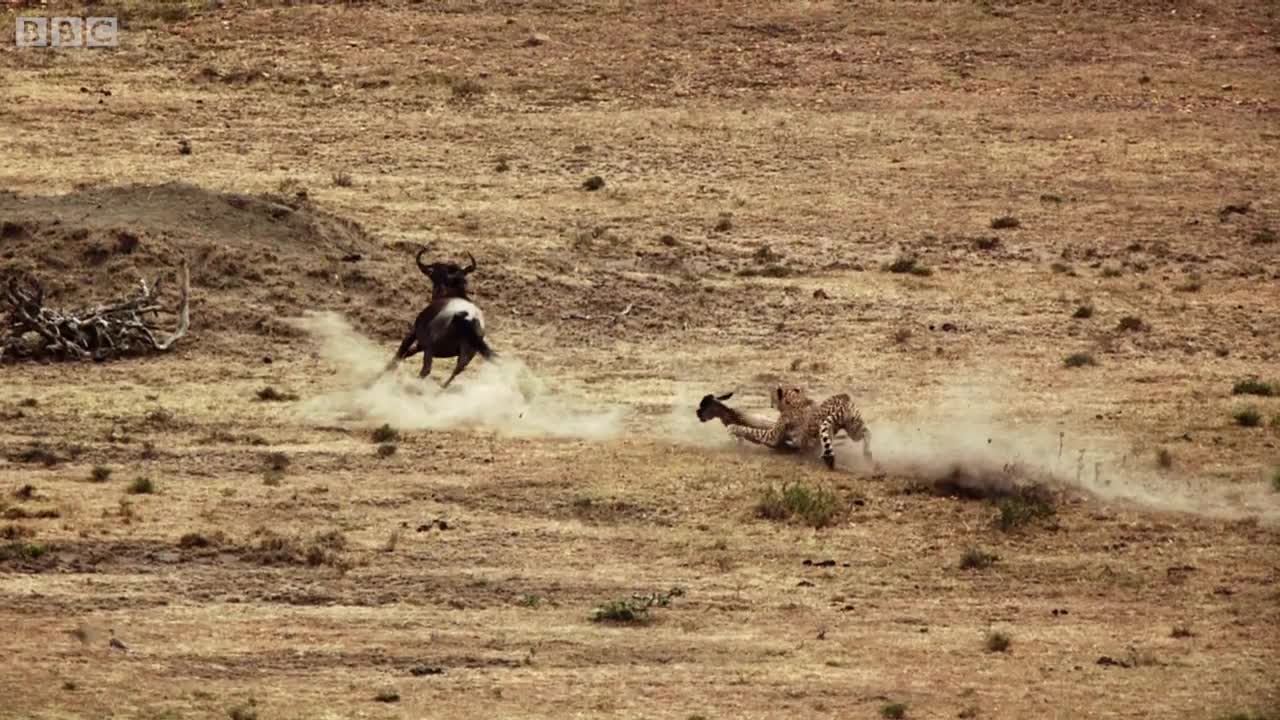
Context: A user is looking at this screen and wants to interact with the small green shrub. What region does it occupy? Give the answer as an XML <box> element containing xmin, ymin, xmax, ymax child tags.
<box><xmin>1232</xmin><ymin>378</ymin><xmax>1275</xmax><ymax>397</ymax></box>
<box><xmin>372</xmin><ymin>424</ymin><xmax>399</xmax><ymax>443</ymax></box>
<box><xmin>881</xmin><ymin>702</ymin><xmax>908</xmax><ymax>719</ymax></box>
<box><xmin>127</xmin><ymin>478</ymin><xmax>155</xmax><ymax>495</ymax></box>
<box><xmin>1233</xmin><ymin>408</ymin><xmax>1262</xmax><ymax>427</ymax></box>
<box><xmin>756</xmin><ymin>482</ymin><xmax>848</xmax><ymax>529</ymax></box>
<box><xmin>1063</xmin><ymin>352</ymin><xmax>1097</xmax><ymax>368</ymax></box>
<box><xmin>994</xmin><ymin>488</ymin><xmax>1055</xmax><ymax>532</ymax></box>
<box><xmin>985</xmin><ymin>630</ymin><xmax>1011</xmax><ymax>652</ymax></box>
<box><xmin>592</xmin><ymin>587</ymin><xmax>685</xmax><ymax>624</ymax></box>
<box><xmin>90</xmin><ymin>465</ymin><xmax>112</xmax><ymax>483</ymax></box>
<box><xmin>959</xmin><ymin>547</ymin><xmax>998</xmax><ymax>570</ymax></box>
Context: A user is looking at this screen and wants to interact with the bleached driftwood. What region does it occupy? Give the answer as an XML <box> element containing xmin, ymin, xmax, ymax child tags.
<box><xmin>1</xmin><ymin>260</ymin><xmax>190</xmax><ymax>362</ymax></box>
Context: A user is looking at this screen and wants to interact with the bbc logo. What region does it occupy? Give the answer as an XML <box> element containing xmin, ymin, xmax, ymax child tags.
<box><xmin>15</xmin><ymin>16</ymin><xmax>118</xmax><ymax>48</ymax></box>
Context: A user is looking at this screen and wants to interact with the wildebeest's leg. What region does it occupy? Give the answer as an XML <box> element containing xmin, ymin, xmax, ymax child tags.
<box><xmin>418</xmin><ymin>340</ymin><xmax>435</xmax><ymax>379</ymax></box>
<box><xmin>441</xmin><ymin>345</ymin><xmax>476</xmax><ymax>389</ymax></box>
<box><xmin>386</xmin><ymin>332</ymin><xmax>418</xmax><ymax>371</ymax></box>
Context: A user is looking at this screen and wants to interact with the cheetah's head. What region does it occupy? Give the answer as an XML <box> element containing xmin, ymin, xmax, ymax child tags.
<box><xmin>771</xmin><ymin>385</ymin><xmax>809</xmax><ymax>411</ymax></box>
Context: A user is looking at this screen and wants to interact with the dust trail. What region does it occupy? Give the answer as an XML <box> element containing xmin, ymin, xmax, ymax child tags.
<box><xmin>287</xmin><ymin>311</ymin><xmax>627</xmax><ymax>439</ymax></box>
<box><xmin>688</xmin><ymin>378</ymin><xmax>1279</xmax><ymax>523</ymax></box>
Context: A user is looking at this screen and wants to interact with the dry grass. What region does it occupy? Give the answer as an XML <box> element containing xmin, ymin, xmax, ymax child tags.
<box><xmin>0</xmin><ymin>2</ymin><xmax>1277</xmax><ymax>719</ymax></box>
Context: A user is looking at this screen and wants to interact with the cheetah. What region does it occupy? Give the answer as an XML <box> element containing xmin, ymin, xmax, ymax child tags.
<box><xmin>726</xmin><ymin>385</ymin><xmax>872</xmax><ymax>470</ymax></box>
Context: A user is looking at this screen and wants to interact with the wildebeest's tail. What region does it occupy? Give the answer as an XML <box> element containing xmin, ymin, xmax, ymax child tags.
<box><xmin>451</xmin><ymin>314</ymin><xmax>496</xmax><ymax>360</ymax></box>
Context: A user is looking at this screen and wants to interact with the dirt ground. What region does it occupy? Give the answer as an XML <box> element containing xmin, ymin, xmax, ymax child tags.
<box><xmin>2</xmin><ymin>1</ymin><xmax>1279</xmax><ymax>719</ymax></box>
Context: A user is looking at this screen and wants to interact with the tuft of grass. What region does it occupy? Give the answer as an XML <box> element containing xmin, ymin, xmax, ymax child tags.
<box><xmin>178</xmin><ymin>531</ymin><xmax>224</xmax><ymax>549</ymax></box>
<box><xmin>2</xmin><ymin>507</ymin><xmax>59</xmax><ymax>520</ymax></box>
<box><xmin>1072</xmin><ymin>304</ymin><xmax>1094</xmax><ymax>319</ymax></box>
<box><xmin>994</xmin><ymin>488</ymin><xmax>1056</xmax><ymax>532</ymax></box>
<box><xmin>517</xmin><ymin>594</ymin><xmax>542</xmax><ymax>608</ymax></box>
<box><xmin>1156</xmin><ymin>448</ymin><xmax>1173</xmax><ymax>469</ymax></box>
<box><xmin>1232</xmin><ymin>378</ymin><xmax>1275</xmax><ymax>397</ymax></box>
<box><xmin>881</xmin><ymin>702</ymin><xmax>908</xmax><ymax>719</ymax></box>
<box><xmin>90</xmin><ymin>465</ymin><xmax>112</xmax><ymax>483</ymax></box>
<box><xmin>973</xmin><ymin>236</ymin><xmax>1000</xmax><ymax>251</ymax></box>
<box><xmin>756</xmin><ymin>482</ymin><xmax>848</xmax><ymax>529</ymax></box>
<box><xmin>959</xmin><ymin>547</ymin><xmax>998</xmax><ymax>570</ymax></box>
<box><xmin>331</xmin><ymin>171</ymin><xmax>353</xmax><ymax>188</ymax></box>
<box><xmin>592</xmin><ymin>587</ymin><xmax>685</xmax><ymax>624</ymax></box>
<box><xmin>884</xmin><ymin>255</ymin><xmax>932</xmax><ymax>276</ymax></box>
<box><xmin>1050</xmin><ymin>261</ymin><xmax>1074</xmax><ymax>275</ymax></box>
<box><xmin>449</xmin><ymin>77</ymin><xmax>486</xmax><ymax>101</ymax></box>
<box><xmin>990</xmin><ymin>215</ymin><xmax>1020</xmax><ymax>230</ymax></box>
<box><xmin>0</xmin><ymin>542</ymin><xmax>48</xmax><ymax>561</ymax></box>
<box><xmin>377</xmin><ymin>443</ymin><xmax>398</xmax><ymax>458</ymax></box>
<box><xmin>374</xmin><ymin>689</ymin><xmax>400</xmax><ymax>703</ymax></box>
<box><xmin>372</xmin><ymin>424</ymin><xmax>399</xmax><ymax>443</ymax></box>
<box><xmin>1174</xmin><ymin>274</ymin><xmax>1203</xmax><ymax>292</ymax></box>
<box><xmin>1269</xmin><ymin>468</ymin><xmax>1280</xmax><ymax>493</ymax></box>
<box><xmin>1233</xmin><ymin>407</ymin><xmax>1262</xmax><ymax>428</ymax></box>
<box><xmin>263</xmin><ymin>452</ymin><xmax>290</xmax><ymax>472</ymax></box>
<box><xmin>581</xmin><ymin>175</ymin><xmax>605</xmax><ymax>191</ymax></box>
<box><xmin>228</xmin><ymin>706</ymin><xmax>258</xmax><ymax>720</ymax></box>
<box><xmin>1063</xmin><ymin>352</ymin><xmax>1097</xmax><ymax>368</ymax></box>
<box><xmin>256</xmin><ymin>386</ymin><xmax>299</xmax><ymax>402</ymax></box>
<box><xmin>1117</xmin><ymin>315</ymin><xmax>1146</xmax><ymax>332</ymax></box>
<box><xmin>1170</xmin><ymin>625</ymin><xmax>1195</xmax><ymax>639</ymax></box>
<box><xmin>127</xmin><ymin>478</ymin><xmax>156</xmax><ymax>495</ymax></box>
<box><xmin>985</xmin><ymin>630</ymin><xmax>1011</xmax><ymax>652</ymax></box>
<box><xmin>1100</xmin><ymin>266</ymin><xmax>1123</xmax><ymax>278</ymax></box>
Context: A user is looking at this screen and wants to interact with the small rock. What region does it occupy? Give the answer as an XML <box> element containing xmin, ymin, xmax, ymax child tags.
<box><xmin>1220</xmin><ymin>83</ymin><xmax>1233</xmax><ymax>91</ymax></box>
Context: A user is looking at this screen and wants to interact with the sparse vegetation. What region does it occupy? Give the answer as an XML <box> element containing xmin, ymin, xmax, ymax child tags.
<box><xmin>974</xmin><ymin>236</ymin><xmax>1000</xmax><ymax>250</ymax></box>
<box><xmin>985</xmin><ymin>630</ymin><xmax>1011</xmax><ymax>652</ymax></box>
<box><xmin>1233</xmin><ymin>407</ymin><xmax>1262</xmax><ymax>428</ymax></box>
<box><xmin>994</xmin><ymin>488</ymin><xmax>1056</xmax><ymax>532</ymax></box>
<box><xmin>581</xmin><ymin>175</ymin><xmax>606</xmax><ymax>191</ymax></box>
<box><xmin>1100</xmin><ymin>266</ymin><xmax>1123</xmax><ymax>278</ymax></box>
<box><xmin>881</xmin><ymin>702</ymin><xmax>908</xmax><ymax>719</ymax></box>
<box><xmin>1072</xmin><ymin>304</ymin><xmax>1094</xmax><ymax>319</ymax></box>
<box><xmin>372</xmin><ymin>424</ymin><xmax>399</xmax><ymax>443</ymax></box>
<box><xmin>90</xmin><ymin>465</ymin><xmax>112</xmax><ymax>483</ymax></box>
<box><xmin>331</xmin><ymin>171</ymin><xmax>353</xmax><ymax>188</ymax></box>
<box><xmin>884</xmin><ymin>255</ymin><xmax>932</xmax><ymax>276</ymax></box>
<box><xmin>377</xmin><ymin>442</ymin><xmax>398</xmax><ymax>458</ymax></box>
<box><xmin>449</xmin><ymin>76</ymin><xmax>486</xmax><ymax>101</ymax></box>
<box><xmin>1171</xmin><ymin>625</ymin><xmax>1195</xmax><ymax>638</ymax></box>
<box><xmin>990</xmin><ymin>215</ymin><xmax>1020</xmax><ymax>229</ymax></box>
<box><xmin>374</xmin><ymin>689</ymin><xmax>400</xmax><ymax>703</ymax></box>
<box><xmin>127</xmin><ymin>477</ymin><xmax>156</xmax><ymax>494</ymax></box>
<box><xmin>1232</xmin><ymin>378</ymin><xmax>1276</xmax><ymax>397</ymax></box>
<box><xmin>0</xmin><ymin>542</ymin><xmax>48</xmax><ymax>561</ymax></box>
<box><xmin>959</xmin><ymin>547</ymin><xmax>998</xmax><ymax>570</ymax></box>
<box><xmin>243</xmin><ymin>529</ymin><xmax>348</xmax><ymax>569</ymax></box>
<box><xmin>1156</xmin><ymin>447</ymin><xmax>1173</xmax><ymax>469</ymax></box>
<box><xmin>256</xmin><ymin>386</ymin><xmax>299</xmax><ymax>402</ymax></box>
<box><xmin>1063</xmin><ymin>352</ymin><xmax>1097</xmax><ymax>368</ymax></box>
<box><xmin>592</xmin><ymin>587</ymin><xmax>684</xmax><ymax>624</ymax></box>
<box><xmin>756</xmin><ymin>482</ymin><xmax>848</xmax><ymax>529</ymax></box>
<box><xmin>1270</xmin><ymin>468</ymin><xmax>1280</xmax><ymax>493</ymax></box>
<box><xmin>228</xmin><ymin>705</ymin><xmax>258</xmax><ymax>720</ymax></box>
<box><xmin>1174</xmin><ymin>274</ymin><xmax>1203</xmax><ymax>292</ymax></box>
<box><xmin>264</xmin><ymin>452</ymin><xmax>290</xmax><ymax>472</ymax></box>
<box><xmin>1117</xmin><ymin>315</ymin><xmax>1146</xmax><ymax>332</ymax></box>
<box><xmin>713</xmin><ymin>212</ymin><xmax>734</xmax><ymax>233</ymax></box>
<box><xmin>178</xmin><ymin>531</ymin><xmax>225</xmax><ymax>549</ymax></box>
<box><xmin>1</xmin><ymin>507</ymin><xmax>59</xmax><ymax>520</ymax></box>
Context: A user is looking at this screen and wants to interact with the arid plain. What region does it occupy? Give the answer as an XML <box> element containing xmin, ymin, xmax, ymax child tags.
<box><xmin>1</xmin><ymin>2</ymin><xmax>1278</xmax><ymax>719</ymax></box>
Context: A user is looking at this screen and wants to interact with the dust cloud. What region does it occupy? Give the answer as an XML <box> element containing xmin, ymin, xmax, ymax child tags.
<box><xmin>287</xmin><ymin>311</ymin><xmax>627</xmax><ymax>440</ymax></box>
<box><xmin>703</xmin><ymin>378</ymin><xmax>1279</xmax><ymax>523</ymax></box>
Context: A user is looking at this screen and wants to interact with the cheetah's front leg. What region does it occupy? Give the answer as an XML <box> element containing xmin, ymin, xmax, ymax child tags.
<box><xmin>727</xmin><ymin>421</ymin><xmax>792</xmax><ymax>450</ymax></box>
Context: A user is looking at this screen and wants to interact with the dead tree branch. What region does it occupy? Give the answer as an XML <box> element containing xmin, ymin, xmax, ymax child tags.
<box><xmin>1</xmin><ymin>260</ymin><xmax>191</xmax><ymax>362</ymax></box>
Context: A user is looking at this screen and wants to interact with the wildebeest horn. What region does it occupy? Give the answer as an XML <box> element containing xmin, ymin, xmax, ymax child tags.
<box><xmin>716</xmin><ymin>391</ymin><xmax>734</xmax><ymax>401</ymax></box>
<box><xmin>415</xmin><ymin>246</ymin><xmax>433</xmax><ymax>277</ymax></box>
<box><xmin>462</xmin><ymin>252</ymin><xmax>477</xmax><ymax>274</ymax></box>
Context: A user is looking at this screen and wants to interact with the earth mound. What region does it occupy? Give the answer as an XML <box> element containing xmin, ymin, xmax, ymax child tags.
<box><xmin>0</xmin><ymin>182</ymin><xmax>421</xmax><ymax>353</ymax></box>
